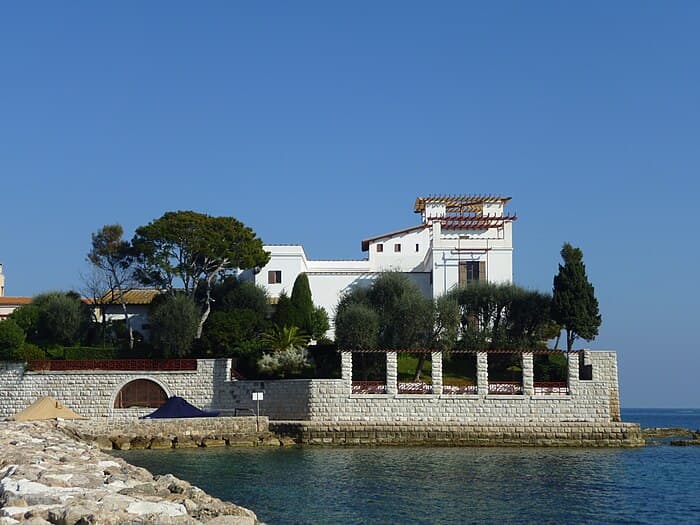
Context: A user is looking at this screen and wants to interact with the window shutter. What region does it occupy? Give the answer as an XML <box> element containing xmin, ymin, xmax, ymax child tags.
<box><xmin>478</xmin><ymin>261</ymin><xmax>486</xmax><ymax>282</ymax></box>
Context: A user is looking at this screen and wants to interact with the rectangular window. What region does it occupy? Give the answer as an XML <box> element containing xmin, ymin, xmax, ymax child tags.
<box><xmin>268</xmin><ymin>270</ymin><xmax>282</xmax><ymax>284</ymax></box>
<box><xmin>376</xmin><ymin>243</ymin><xmax>383</xmax><ymax>253</ymax></box>
<box><xmin>458</xmin><ymin>261</ymin><xmax>485</xmax><ymax>286</ymax></box>
<box><xmin>394</xmin><ymin>243</ymin><xmax>401</xmax><ymax>252</ymax></box>
<box><xmin>415</xmin><ymin>243</ymin><xmax>420</xmax><ymax>252</ymax></box>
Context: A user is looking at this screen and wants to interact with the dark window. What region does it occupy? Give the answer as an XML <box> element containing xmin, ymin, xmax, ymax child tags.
<box><xmin>376</xmin><ymin>244</ymin><xmax>383</xmax><ymax>253</ymax></box>
<box><xmin>415</xmin><ymin>243</ymin><xmax>420</xmax><ymax>252</ymax></box>
<box><xmin>114</xmin><ymin>379</ymin><xmax>167</xmax><ymax>409</ymax></box>
<box><xmin>268</xmin><ymin>270</ymin><xmax>282</xmax><ymax>284</ymax></box>
<box><xmin>394</xmin><ymin>243</ymin><xmax>401</xmax><ymax>252</ymax></box>
<box><xmin>579</xmin><ymin>355</ymin><xmax>593</xmax><ymax>380</ymax></box>
<box><xmin>459</xmin><ymin>261</ymin><xmax>485</xmax><ymax>286</ymax></box>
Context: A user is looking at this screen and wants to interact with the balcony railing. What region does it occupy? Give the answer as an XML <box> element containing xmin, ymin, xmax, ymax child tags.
<box><xmin>442</xmin><ymin>384</ymin><xmax>478</xmax><ymax>395</ymax></box>
<box><xmin>351</xmin><ymin>381</ymin><xmax>386</xmax><ymax>394</ymax></box>
<box><xmin>28</xmin><ymin>359</ymin><xmax>198</xmax><ymax>372</ymax></box>
<box><xmin>534</xmin><ymin>382</ymin><xmax>569</xmax><ymax>395</ymax></box>
<box><xmin>398</xmin><ymin>382</ymin><xmax>433</xmax><ymax>394</ymax></box>
<box><xmin>488</xmin><ymin>381</ymin><xmax>523</xmax><ymax>395</ymax></box>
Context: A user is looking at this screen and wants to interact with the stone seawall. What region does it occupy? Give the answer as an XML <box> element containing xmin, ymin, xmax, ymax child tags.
<box><xmin>0</xmin><ymin>421</ymin><xmax>262</xmax><ymax>524</ymax></box>
<box><xmin>271</xmin><ymin>421</ymin><xmax>645</xmax><ymax>447</ymax></box>
<box><xmin>61</xmin><ymin>416</ymin><xmax>298</xmax><ymax>451</ymax></box>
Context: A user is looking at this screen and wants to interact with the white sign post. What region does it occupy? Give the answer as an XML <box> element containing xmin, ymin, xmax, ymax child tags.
<box><xmin>252</xmin><ymin>391</ymin><xmax>263</xmax><ymax>431</ymax></box>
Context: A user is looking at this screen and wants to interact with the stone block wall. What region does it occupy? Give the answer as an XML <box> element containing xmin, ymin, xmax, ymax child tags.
<box><xmin>229</xmin><ymin>350</ymin><xmax>624</xmax><ymax>424</ymax></box>
<box><xmin>0</xmin><ymin>351</ymin><xmax>623</xmax><ymax>426</ymax></box>
<box><xmin>0</xmin><ymin>359</ymin><xmax>237</xmax><ymax>419</ymax></box>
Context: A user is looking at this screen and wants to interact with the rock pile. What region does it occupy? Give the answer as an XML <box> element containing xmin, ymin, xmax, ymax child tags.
<box><xmin>0</xmin><ymin>421</ymin><xmax>262</xmax><ymax>524</ymax></box>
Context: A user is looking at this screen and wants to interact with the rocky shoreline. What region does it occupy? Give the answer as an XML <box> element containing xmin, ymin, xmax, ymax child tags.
<box><xmin>0</xmin><ymin>421</ymin><xmax>262</xmax><ymax>524</ymax></box>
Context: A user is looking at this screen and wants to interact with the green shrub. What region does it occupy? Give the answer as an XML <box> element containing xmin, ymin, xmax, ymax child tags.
<box><xmin>0</xmin><ymin>319</ymin><xmax>26</xmax><ymax>360</ymax></box>
<box><xmin>17</xmin><ymin>343</ymin><xmax>46</xmax><ymax>362</ymax></box>
<box><xmin>45</xmin><ymin>346</ymin><xmax>119</xmax><ymax>360</ymax></box>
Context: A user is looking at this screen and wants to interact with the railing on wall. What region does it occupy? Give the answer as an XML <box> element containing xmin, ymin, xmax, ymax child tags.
<box><xmin>442</xmin><ymin>384</ymin><xmax>478</xmax><ymax>395</ymax></box>
<box><xmin>27</xmin><ymin>359</ymin><xmax>198</xmax><ymax>372</ymax></box>
<box><xmin>397</xmin><ymin>382</ymin><xmax>433</xmax><ymax>394</ymax></box>
<box><xmin>351</xmin><ymin>381</ymin><xmax>386</xmax><ymax>394</ymax></box>
<box><xmin>534</xmin><ymin>382</ymin><xmax>569</xmax><ymax>395</ymax></box>
<box><xmin>488</xmin><ymin>381</ymin><xmax>523</xmax><ymax>395</ymax></box>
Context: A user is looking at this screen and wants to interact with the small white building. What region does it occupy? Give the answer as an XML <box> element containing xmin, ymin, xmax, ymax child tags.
<box><xmin>242</xmin><ymin>195</ymin><xmax>516</xmax><ymax>325</ymax></box>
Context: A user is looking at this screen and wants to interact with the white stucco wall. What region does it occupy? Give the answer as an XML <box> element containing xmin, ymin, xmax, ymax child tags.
<box><xmin>366</xmin><ymin>228</ymin><xmax>431</xmax><ymax>272</ymax></box>
<box><xmin>246</xmin><ymin>199</ymin><xmax>515</xmax><ymax>331</ymax></box>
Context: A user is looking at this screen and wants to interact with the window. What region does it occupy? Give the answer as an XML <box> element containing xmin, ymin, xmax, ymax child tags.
<box><xmin>376</xmin><ymin>243</ymin><xmax>383</xmax><ymax>253</ymax></box>
<box><xmin>458</xmin><ymin>261</ymin><xmax>485</xmax><ymax>286</ymax></box>
<box><xmin>394</xmin><ymin>243</ymin><xmax>401</xmax><ymax>252</ymax></box>
<box><xmin>415</xmin><ymin>243</ymin><xmax>420</xmax><ymax>252</ymax></box>
<box><xmin>268</xmin><ymin>270</ymin><xmax>282</xmax><ymax>284</ymax></box>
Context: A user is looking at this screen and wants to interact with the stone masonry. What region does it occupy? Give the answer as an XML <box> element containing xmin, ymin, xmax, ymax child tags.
<box><xmin>0</xmin><ymin>351</ymin><xmax>634</xmax><ymax>446</ymax></box>
<box><xmin>234</xmin><ymin>351</ymin><xmax>625</xmax><ymax>425</ymax></box>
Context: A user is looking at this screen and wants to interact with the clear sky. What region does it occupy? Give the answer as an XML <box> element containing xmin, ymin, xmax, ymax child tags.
<box><xmin>1</xmin><ymin>2</ymin><xmax>698</xmax><ymax>408</ymax></box>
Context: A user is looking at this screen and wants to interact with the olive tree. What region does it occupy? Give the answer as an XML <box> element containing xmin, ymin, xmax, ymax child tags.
<box><xmin>149</xmin><ymin>294</ymin><xmax>199</xmax><ymax>357</ymax></box>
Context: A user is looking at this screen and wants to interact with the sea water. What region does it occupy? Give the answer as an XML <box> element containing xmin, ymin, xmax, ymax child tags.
<box><xmin>114</xmin><ymin>409</ymin><xmax>700</xmax><ymax>525</ymax></box>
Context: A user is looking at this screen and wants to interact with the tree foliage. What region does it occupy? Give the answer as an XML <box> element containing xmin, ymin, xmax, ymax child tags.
<box><xmin>32</xmin><ymin>292</ymin><xmax>89</xmax><ymax>347</ymax></box>
<box><xmin>290</xmin><ymin>273</ymin><xmax>314</xmax><ymax>335</ymax></box>
<box><xmin>334</xmin><ymin>302</ymin><xmax>379</xmax><ymax>351</ymax></box>
<box><xmin>335</xmin><ymin>273</ymin><xmax>460</xmax><ymax>380</ymax></box>
<box><xmin>336</xmin><ymin>273</ymin><xmax>445</xmax><ymax>351</ymax></box>
<box><xmin>552</xmin><ymin>243</ymin><xmax>601</xmax><ymax>350</ymax></box>
<box><xmin>310</xmin><ymin>306</ymin><xmax>330</xmax><ymax>340</ymax></box>
<box><xmin>0</xmin><ymin>319</ymin><xmax>26</xmax><ymax>360</ymax></box>
<box><xmin>197</xmin><ymin>277</ymin><xmax>271</xmax><ymax>360</ymax></box>
<box><xmin>131</xmin><ymin>211</ymin><xmax>269</xmax><ymax>338</ymax></box>
<box><xmin>448</xmin><ymin>282</ymin><xmax>555</xmax><ymax>350</ymax></box>
<box><xmin>87</xmin><ymin>224</ymin><xmax>135</xmax><ymax>348</ymax></box>
<box><xmin>149</xmin><ymin>294</ymin><xmax>199</xmax><ymax>357</ymax></box>
<box><xmin>271</xmin><ymin>292</ymin><xmax>294</xmax><ymax>328</ymax></box>
<box><xmin>8</xmin><ymin>305</ymin><xmax>39</xmax><ymax>341</ymax></box>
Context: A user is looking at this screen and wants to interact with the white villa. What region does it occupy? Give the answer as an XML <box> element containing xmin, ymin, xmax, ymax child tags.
<box><xmin>242</xmin><ymin>195</ymin><xmax>516</xmax><ymax>324</ymax></box>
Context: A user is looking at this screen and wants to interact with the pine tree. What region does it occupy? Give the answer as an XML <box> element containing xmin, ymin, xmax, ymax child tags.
<box><xmin>552</xmin><ymin>243</ymin><xmax>602</xmax><ymax>351</ymax></box>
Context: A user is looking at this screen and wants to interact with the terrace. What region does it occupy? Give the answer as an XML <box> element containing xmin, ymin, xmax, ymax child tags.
<box><xmin>346</xmin><ymin>349</ymin><xmax>575</xmax><ymax>396</ymax></box>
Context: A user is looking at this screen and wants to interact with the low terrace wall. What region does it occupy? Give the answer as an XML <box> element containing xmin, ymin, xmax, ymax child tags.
<box><xmin>233</xmin><ymin>351</ymin><xmax>623</xmax><ymax>425</ymax></box>
<box><xmin>0</xmin><ymin>352</ymin><xmax>623</xmax><ymax>430</ymax></box>
<box><xmin>0</xmin><ymin>359</ymin><xmax>238</xmax><ymax>419</ymax></box>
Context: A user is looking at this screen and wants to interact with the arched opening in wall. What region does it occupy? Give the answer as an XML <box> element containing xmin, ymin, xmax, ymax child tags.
<box><xmin>114</xmin><ymin>379</ymin><xmax>167</xmax><ymax>408</ymax></box>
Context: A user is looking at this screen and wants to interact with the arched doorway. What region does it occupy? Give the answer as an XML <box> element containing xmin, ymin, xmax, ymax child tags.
<box><xmin>114</xmin><ymin>379</ymin><xmax>168</xmax><ymax>408</ymax></box>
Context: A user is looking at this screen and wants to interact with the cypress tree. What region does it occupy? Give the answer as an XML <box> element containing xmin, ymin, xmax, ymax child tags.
<box><xmin>272</xmin><ymin>292</ymin><xmax>295</xmax><ymax>329</ymax></box>
<box><xmin>290</xmin><ymin>273</ymin><xmax>314</xmax><ymax>336</ymax></box>
<box><xmin>552</xmin><ymin>243</ymin><xmax>602</xmax><ymax>351</ymax></box>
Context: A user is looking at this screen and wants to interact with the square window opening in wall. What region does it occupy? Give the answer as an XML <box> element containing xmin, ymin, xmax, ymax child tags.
<box><xmin>394</xmin><ymin>243</ymin><xmax>401</xmax><ymax>252</ymax></box>
<box><xmin>376</xmin><ymin>243</ymin><xmax>383</xmax><ymax>253</ymax></box>
<box><xmin>268</xmin><ymin>270</ymin><xmax>282</xmax><ymax>284</ymax></box>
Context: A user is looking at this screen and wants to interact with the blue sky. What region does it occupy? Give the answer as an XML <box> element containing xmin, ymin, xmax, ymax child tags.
<box><xmin>1</xmin><ymin>2</ymin><xmax>698</xmax><ymax>407</ymax></box>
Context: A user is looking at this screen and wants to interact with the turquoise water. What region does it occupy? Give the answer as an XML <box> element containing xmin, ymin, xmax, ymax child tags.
<box><xmin>115</xmin><ymin>409</ymin><xmax>700</xmax><ymax>525</ymax></box>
